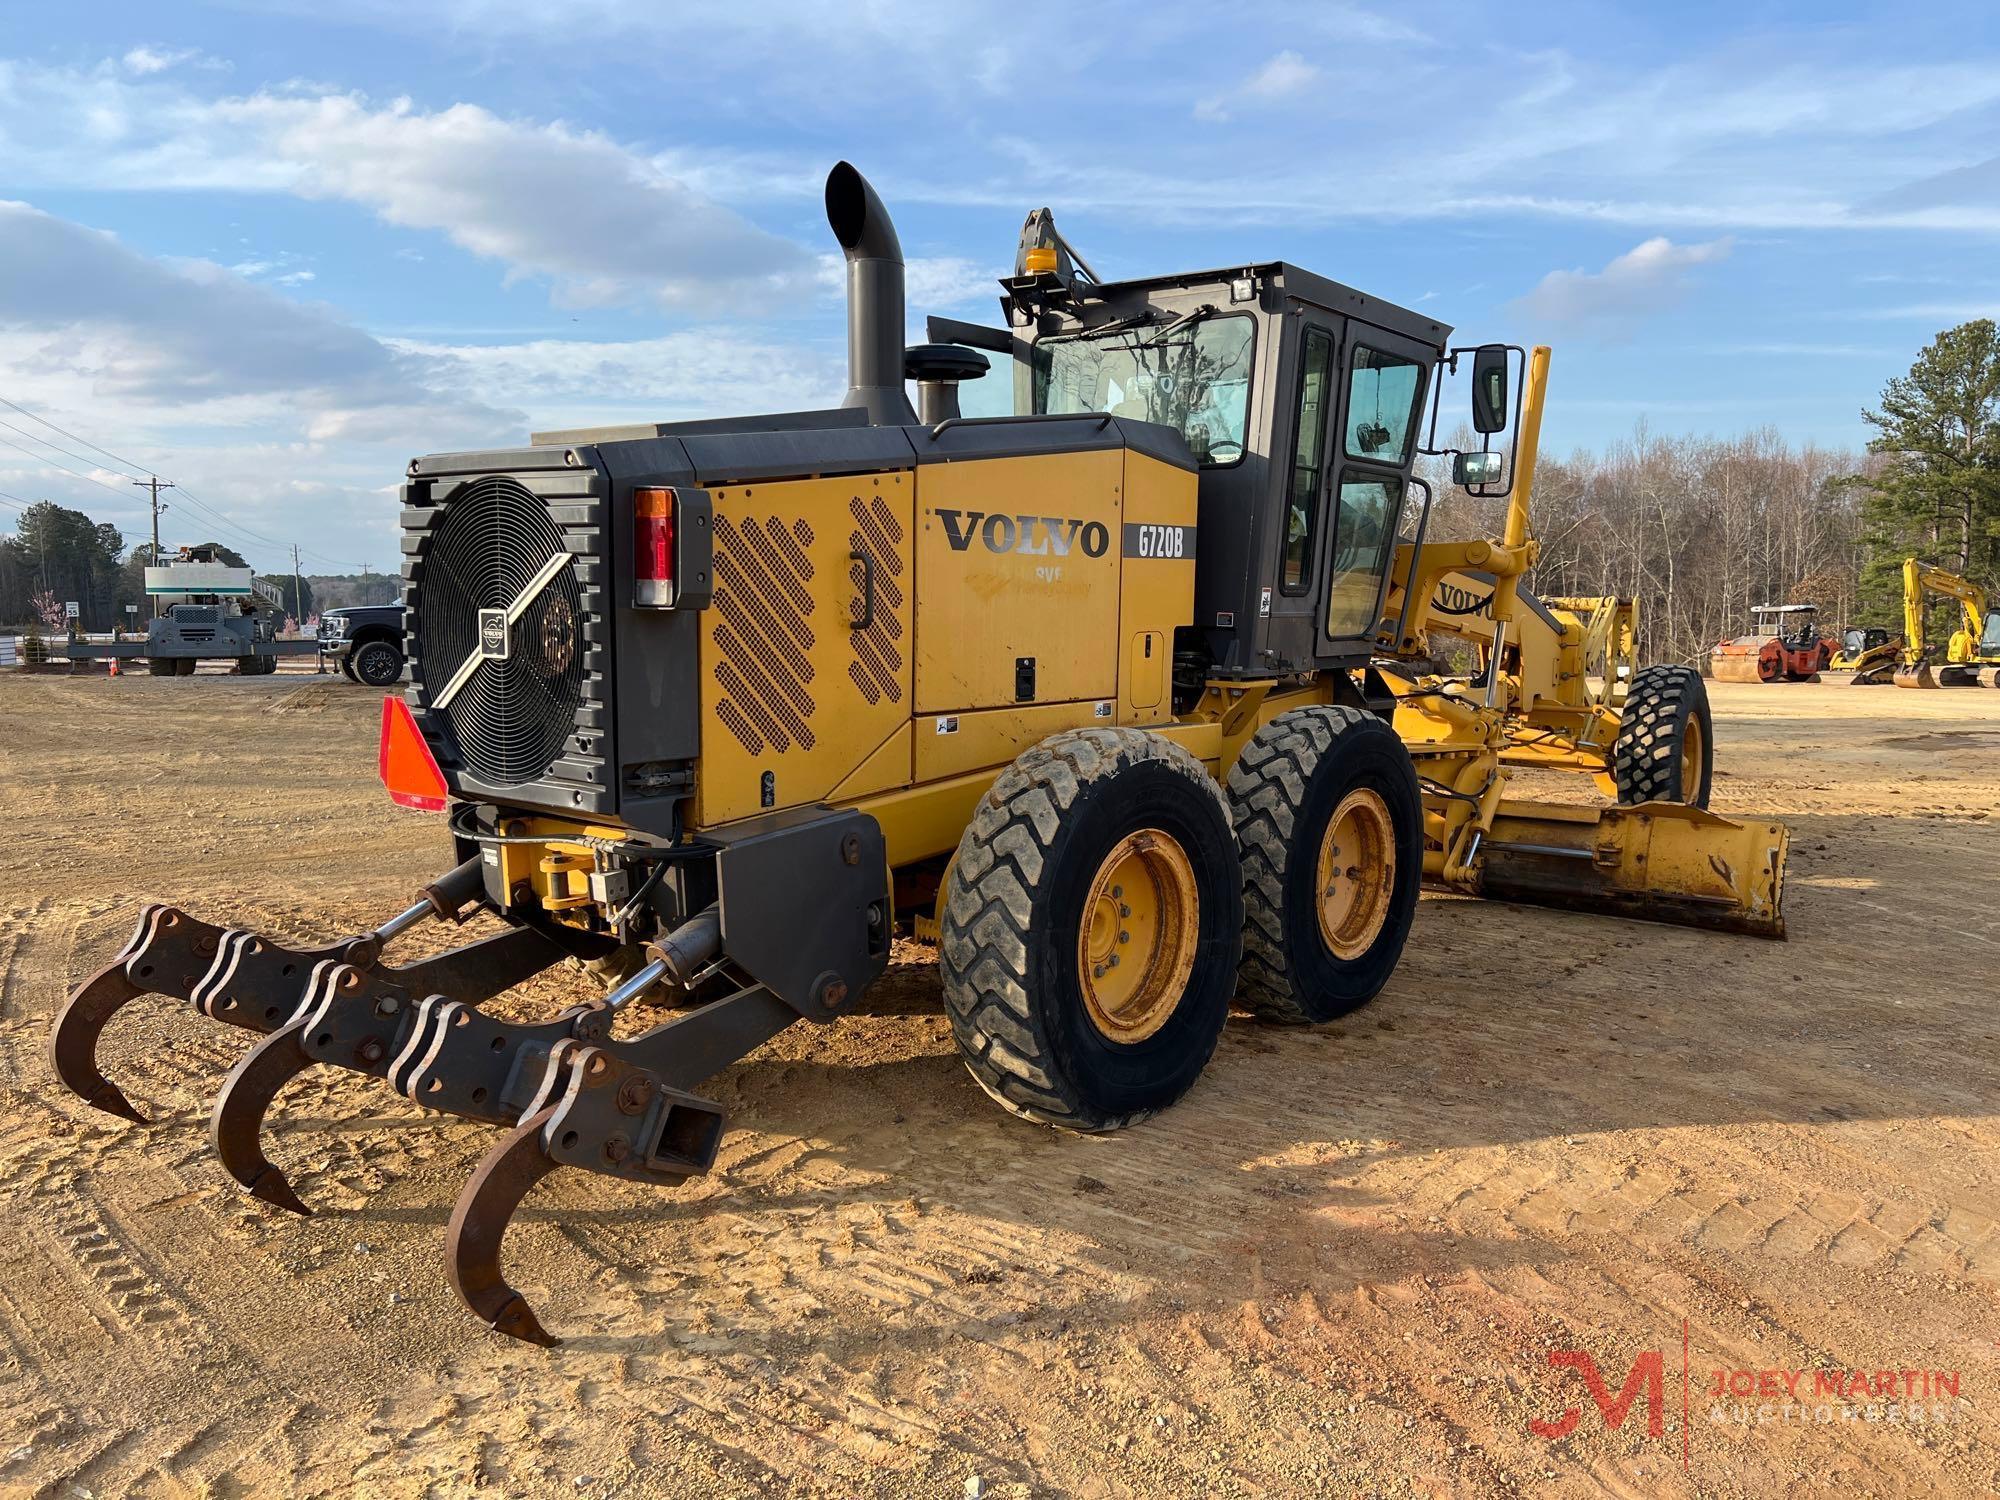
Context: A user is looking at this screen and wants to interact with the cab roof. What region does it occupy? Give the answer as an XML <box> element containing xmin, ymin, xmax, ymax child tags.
<box><xmin>1065</xmin><ymin>260</ymin><xmax>1452</xmax><ymax>351</ymax></box>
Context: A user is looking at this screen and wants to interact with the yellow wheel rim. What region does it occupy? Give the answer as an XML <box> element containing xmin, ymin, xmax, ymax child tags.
<box><xmin>1679</xmin><ymin>715</ymin><xmax>1704</xmax><ymax>797</ymax></box>
<box><xmin>1315</xmin><ymin>789</ymin><xmax>1395</xmax><ymax>960</ymax></box>
<box><xmin>1076</xmin><ymin>829</ymin><xmax>1200</xmax><ymax>1043</ymax></box>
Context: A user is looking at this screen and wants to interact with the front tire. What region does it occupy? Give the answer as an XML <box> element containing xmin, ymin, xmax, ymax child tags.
<box><xmin>173</xmin><ymin>657</ymin><xmax>197</xmax><ymax>677</ymax></box>
<box><xmin>940</xmin><ymin>728</ymin><xmax>1243</xmax><ymax>1131</ymax></box>
<box><xmin>1228</xmin><ymin>706</ymin><xmax>1423</xmax><ymax>1023</ymax></box>
<box><xmin>1612</xmin><ymin>665</ymin><xmax>1712</xmax><ymax>806</ymax></box>
<box><xmin>351</xmin><ymin>640</ymin><xmax>403</xmax><ymax>687</ymax></box>
<box><xmin>146</xmin><ymin>658</ymin><xmax>174</xmax><ymax>677</ymax></box>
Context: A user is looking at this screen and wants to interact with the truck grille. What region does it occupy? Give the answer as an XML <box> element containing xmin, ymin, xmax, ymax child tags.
<box><xmin>403</xmin><ymin>457</ymin><xmax>606</xmax><ymax>805</ymax></box>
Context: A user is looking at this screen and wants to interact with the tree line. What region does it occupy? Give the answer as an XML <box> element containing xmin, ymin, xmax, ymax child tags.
<box><xmin>1420</xmin><ymin>319</ymin><xmax>1998</xmax><ymax>665</ymax></box>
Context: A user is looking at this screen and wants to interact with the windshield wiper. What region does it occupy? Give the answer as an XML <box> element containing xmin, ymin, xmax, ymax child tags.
<box><xmin>1133</xmin><ymin>303</ymin><xmax>1218</xmax><ymax>348</ymax></box>
<box><xmin>1074</xmin><ymin>311</ymin><xmax>1157</xmax><ymax>340</ymax></box>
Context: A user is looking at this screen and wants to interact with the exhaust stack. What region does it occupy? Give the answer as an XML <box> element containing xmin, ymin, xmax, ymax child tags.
<box><xmin>825</xmin><ymin>162</ymin><xmax>917</xmax><ymax>426</ymax></box>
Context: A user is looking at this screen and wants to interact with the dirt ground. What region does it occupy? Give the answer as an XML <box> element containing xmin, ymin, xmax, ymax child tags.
<box><xmin>0</xmin><ymin>672</ymin><xmax>1995</xmax><ymax>1498</ymax></box>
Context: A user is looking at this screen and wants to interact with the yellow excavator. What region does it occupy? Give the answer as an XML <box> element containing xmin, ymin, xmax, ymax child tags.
<box><xmin>1879</xmin><ymin>559</ymin><xmax>2000</xmax><ymax>689</ymax></box>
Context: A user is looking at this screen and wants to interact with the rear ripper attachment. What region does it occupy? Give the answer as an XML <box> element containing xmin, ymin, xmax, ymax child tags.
<box><xmin>53</xmin><ymin>734</ymin><xmax>889</xmax><ymax>1345</ymax></box>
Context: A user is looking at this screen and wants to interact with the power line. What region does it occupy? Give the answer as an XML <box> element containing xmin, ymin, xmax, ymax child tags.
<box><xmin>0</xmin><ymin>392</ymin><xmax>153</xmax><ymax>476</ymax></box>
<box><xmin>0</xmin><ymin>392</ymin><xmax>305</xmax><ymax>563</ymax></box>
<box><xmin>0</xmin><ymin>430</ymin><xmax>135</xmax><ymax>498</ymax></box>
<box><xmin>0</xmin><ymin>414</ymin><xmax>144</xmax><ymax>481</ymax></box>
<box><xmin>0</xmin><ymin>391</ymin><xmax>372</xmax><ymax>573</ymax></box>
<box><xmin>0</xmin><ymin>440</ymin><xmax>281</xmax><ymax>563</ymax></box>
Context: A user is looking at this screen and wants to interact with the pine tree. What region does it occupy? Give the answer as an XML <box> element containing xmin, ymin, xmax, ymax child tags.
<box><xmin>1858</xmin><ymin>320</ymin><xmax>2000</xmax><ymax>619</ymax></box>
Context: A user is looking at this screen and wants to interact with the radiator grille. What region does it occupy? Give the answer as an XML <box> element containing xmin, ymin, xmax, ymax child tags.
<box><xmin>846</xmin><ymin>493</ymin><xmax>905</xmax><ymax>706</ymax></box>
<box><xmin>416</xmin><ymin>475</ymin><xmax>585</xmax><ymax>785</ymax></box>
<box><xmin>711</xmin><ymin>514</ymin><xmax>817</xmax><ymax>754</ymax></box>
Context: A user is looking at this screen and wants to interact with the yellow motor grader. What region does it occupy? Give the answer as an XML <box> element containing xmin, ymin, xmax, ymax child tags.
<box><xmin>50</xmin><ymin>164</ymin><xmax>1789</xmax><ymax>1346</ymax></box>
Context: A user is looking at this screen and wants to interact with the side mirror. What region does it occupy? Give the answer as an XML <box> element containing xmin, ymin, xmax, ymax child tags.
<box><xmin>1453</xmin><ymin>450</ymin><xmax>1503</xmax><ymax>487</ymax></box>
<box><xmin>1470</xmin><ymin>345</ymin><xmax>1509</xmax><ymax>434</ymax></box>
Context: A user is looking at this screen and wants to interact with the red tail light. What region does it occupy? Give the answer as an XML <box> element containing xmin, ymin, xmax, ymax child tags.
<box><xmin>635</xmin><ymin>487</ymin><xmax>676</xmax><ymax>606</ymax></box>
<box><xmin>379</xmin><ymin>694</ymin><xmax>447</xmax><ymax>812</ymax></box>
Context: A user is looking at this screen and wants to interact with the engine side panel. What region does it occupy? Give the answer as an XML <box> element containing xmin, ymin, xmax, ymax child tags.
<box><xmin>913</xmin><ymin>449</ymin><xmax>1124</xmax><ymax>714</ymax></box>
<box><xmin>694</xmin><ymin>471</ymin><xmax>916</xmax><ymax>828</ymax></box>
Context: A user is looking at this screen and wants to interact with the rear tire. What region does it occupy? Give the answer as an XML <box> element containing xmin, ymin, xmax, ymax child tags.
<box><xmin>1227</xmin><ymin>706</ymin><xmax>1423</xmax><ymax>1023</ymax></box>
<box><xmin>1612</xmin><ymin>664</ymin><xmax>1712</xmax><ymax>807</ymax></box>
<box><xmin>940</xmin><ymin>727</ymin><xmax>1243</xmax><ymax>1131</ymax></box>
<box><xmin>351</xmin><ymin>640</ymin><xmax>403</xmax><ymax>687</ymax></box>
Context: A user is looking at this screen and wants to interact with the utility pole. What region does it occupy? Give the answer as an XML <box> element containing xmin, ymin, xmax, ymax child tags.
<box><xmin>291</xmin><ymin>543</ymin><xmax>304</xmax><ymax>630</ymax></box>
<box><xmin>133</xmin><ymin>476</ymin><xmax>174</xmax><ymax>619</ymax></box>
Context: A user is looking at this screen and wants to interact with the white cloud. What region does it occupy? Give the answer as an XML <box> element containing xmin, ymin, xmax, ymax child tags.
<box><xmin>1309</xmin><ymin>4</ymin><xmax>1431</xmax><ymax>46</ymax></box>
<box><xmin>0</xmin><ymin>64</ymin><xmax>812</xmax><ymax>310</ymax></box>
<box><xmin>1195</xmin><ymin>50</ymin><xmax>1320</xmax><ymax>123</ymax></box>
<box><xmin>389</xmin><ymin>330</ymin><xmax>845</xmax><ymax>431</ymax></box>
<box><xmin>217</xmin><ymin>93</ymin><xmax>812</xmax><ymax>309</ymax></box>
<box><xmin>121</xmin><ymin>46</ymin><xmax>200</xmax><ymax>76</ymax></box>
<box><xmin>813</xmin><ymin>252</ymin><xmax>1003</xmax><ymax>313</ymax></box>
<box><xmin>0</xmin><ymin>199</ymin><xmax>525</xmax><ymax>566</ymax></box>
<box><xmin>1513</xmin><ymin>238</ymin><xmax>1733</xmax><ymax>333</ymax></box>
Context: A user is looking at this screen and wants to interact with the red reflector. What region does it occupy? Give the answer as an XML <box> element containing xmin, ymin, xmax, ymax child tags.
<box><xmin>635</xmin><ymin>486</ymin><xmax>676</xmax><ymax>606</ymax></box>
<box><xmin>379</xmin><ymin>694</ymin><xmax>447</xmax><ymax>812</ymax></box>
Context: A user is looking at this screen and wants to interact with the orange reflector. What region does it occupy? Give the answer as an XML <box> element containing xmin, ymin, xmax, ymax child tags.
<box><xmin>379</xmin><ymin>694</ymin><xmax>447</xmax><ymax>812</ymax></box>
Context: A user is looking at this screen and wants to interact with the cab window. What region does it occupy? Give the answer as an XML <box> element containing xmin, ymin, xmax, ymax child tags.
<box><xmin>1344</xmin><ymin>344</ymin><xmax>1425</xmax><ymax>464</ymax></box>
<box><xmin>1280</xmin><ymin>327</ymin><xmax>1336</xmax><ymax>595</ymax></box>
<box><xmin>1326</xmin><ymin>474</ymin><xmax>1402</xmax><ymax>637</ymax></box>
<box><xmin>1032</xmin><ymin>314</ymin><xmax>1256</xmax><ymax>467</ymax></box>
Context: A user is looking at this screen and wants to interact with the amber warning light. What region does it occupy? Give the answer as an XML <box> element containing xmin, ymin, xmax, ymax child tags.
<box><xmin>379</xmin><ymin>695</ymin><xmax>447</xmax><ymax>812</ymax></box>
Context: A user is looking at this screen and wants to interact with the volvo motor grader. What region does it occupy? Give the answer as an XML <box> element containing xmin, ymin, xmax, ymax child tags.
<box><xmin>51</xmin><ymin>164</ymin><xmax>1789</xmax><ymax>1346</ymax></box>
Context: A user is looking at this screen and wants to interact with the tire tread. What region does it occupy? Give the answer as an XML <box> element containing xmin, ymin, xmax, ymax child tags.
<box><xmin>939</xmin><ymin>727</ymin><xmax>1231</xmax><ymax>1130</ymax></box>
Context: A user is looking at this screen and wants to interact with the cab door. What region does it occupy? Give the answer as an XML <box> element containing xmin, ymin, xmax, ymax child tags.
<box><xmin>1315</xmin><ymin>321</ymin><xmax>1432</xmax><ymax>654</ymax></box>
<box><xmin>1265</xmin><ymin>314</ymin><xmax>1342</xmax><ymax>661</ymax></box>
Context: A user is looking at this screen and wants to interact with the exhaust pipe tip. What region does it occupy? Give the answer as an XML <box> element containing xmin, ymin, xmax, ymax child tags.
<box><xmin>825</xmin><ymin>161</ymin><xmax>901</xmax><ymax>262</ymax></box>
<box><xmin>825</xmin><ymin>162</ymin><xmax>917</xmax><ymax>427</ymax></box>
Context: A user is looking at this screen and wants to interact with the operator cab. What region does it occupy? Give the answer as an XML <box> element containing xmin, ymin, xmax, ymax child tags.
<box><xmin>933</xmin><ymin>215</ymin><xmax>1510</xmax><ymax>697</ymax></box>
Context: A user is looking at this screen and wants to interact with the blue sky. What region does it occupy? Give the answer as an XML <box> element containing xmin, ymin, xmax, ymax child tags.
<box><xmin>1</xmin><ymin>1</ymin><xmax>1995</xmax><ymax>573</ymax></box>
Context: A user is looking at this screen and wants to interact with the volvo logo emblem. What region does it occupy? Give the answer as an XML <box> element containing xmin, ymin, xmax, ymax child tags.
<box><xmin>477</xmin><ymin>608</ymin><xmax>510</xmax><ymax>661</ymax></box>
<box><xmin>537</xmin><ymin>594</ymin><xmax>575</xmax><ymax>676</ymax></box>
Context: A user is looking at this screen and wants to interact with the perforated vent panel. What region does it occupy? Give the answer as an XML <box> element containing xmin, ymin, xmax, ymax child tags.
<box><xmin>847</xmin><ymin>493</ymin><xmax>905</xmax><ymax>706</ymax></box>
<box><xmin>711</xmin><ymin>514</ymin><xmax>818</xmax><ymax>755</ymax></box>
